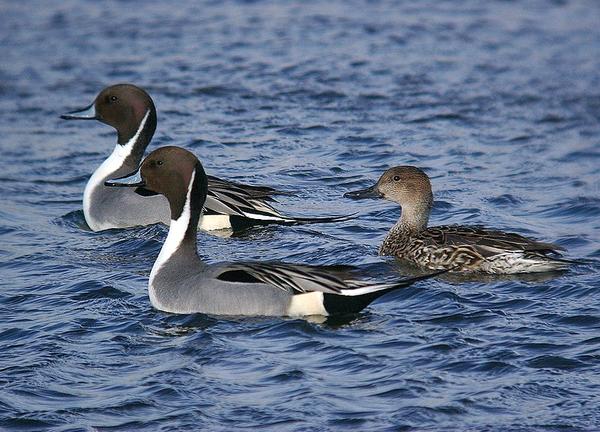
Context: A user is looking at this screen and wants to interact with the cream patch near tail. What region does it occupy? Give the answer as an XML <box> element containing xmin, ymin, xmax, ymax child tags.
<box><xmin>199</xmin><ymin>214</ymin><xmax>233</xmax><ymax>231</ymax></box>
<box><xmin>287</xmin><ymin>292</ymin><xmax>328</xmax><ymax>316</ymax></box>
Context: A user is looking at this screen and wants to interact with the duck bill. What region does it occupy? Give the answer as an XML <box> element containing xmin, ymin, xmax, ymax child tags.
<box><xmin>344</xmin><ymin>184</ymin><xmax>383</xmax><ymax>199</ymax></box>
<box><xmin>104</xmin><ymin>170</ymin><xmax>145</xmax><ymax>188</ymax></box>
<box><xmin>104</xmin><ymin>170</ymin><xmax>159</xmax><ymax>196</ymax></box>
<box><xmin>60</xmin><ymin>102</ymin><xmax>97</xmax><ymax>120</ymax></box>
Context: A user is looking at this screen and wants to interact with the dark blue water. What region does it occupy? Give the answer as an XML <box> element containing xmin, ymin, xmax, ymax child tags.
<box><xmin>1</xmin><ymin>0</ymin><xmax>600</xmax><ymax>430</ymax></box>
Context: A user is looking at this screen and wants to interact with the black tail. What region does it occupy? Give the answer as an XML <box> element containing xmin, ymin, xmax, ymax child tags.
<box><xmin>281</xmin><ymin>213</ymin><xmax>358</xmax><ymax>225</ymax></box>
<box><xmin>323</xmin><ymin>270</ymin><xmax>447</xmax><ymax>315</ymax></box>
<box><xmin>229</xmin><ymin>213</ymin><xmax>357</xmax><ymax>231</ymax></box>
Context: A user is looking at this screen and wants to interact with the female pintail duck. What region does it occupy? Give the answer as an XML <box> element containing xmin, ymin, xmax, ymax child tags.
<box><xmin>61</xmin><ymin>84</ymin><xmax>349</xmax><ymax>232</ymax></box>
<box><xmin>345</xmin><ymin>166</ymin><xmax>570</xmax><ymax>274</ymax></box>
<box><xmin>104</xmin><ymin>147</ymin><xmax>438</xmax><ymax>316</ymax></box>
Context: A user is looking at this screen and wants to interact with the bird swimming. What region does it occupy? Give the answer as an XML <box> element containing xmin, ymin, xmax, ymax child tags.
<box><xmin>61</xmin><ymin>84</ymin><xmax>350</xmax><ymax>232</ymax></box>
<box><xmin>104</xmin><ymin>147</ymin><xmax>439</xmax><ymax>316</ymax></box>
<box><xmin>345</xmin><ymin>166</ymin><xmax>571</xmax><ymax>274</ymax></box>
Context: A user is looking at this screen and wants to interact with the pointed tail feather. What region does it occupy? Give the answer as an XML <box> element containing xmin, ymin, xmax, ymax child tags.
<box><xmin>524</xmin><ymin>251</ymin><xmax>587</xmax><ymax>270</ymax></box>
<box><xmin>544</xmin><ymin>255</ymin><xmax>587</xmax><ymax>265</ymax></box>
<box><xmin>324</xmin><ymin>270</ymin><xmax>446</xmax><ymax>315</ymax></box>
<box><xmin>228</xmin><ymin>212</ymin><xmax>357</xmax><ymax>231</ymax></box>
<box><xmin>232</xmin><ymin>213</ymin><xmax>357</xmax><ymax>228</ymax></box>
<box><xmin>278</xmin><ymin>213</ymin><xmax>358</xmax><ymax>225</ymax></box>
<box><xmin>520</xmin><ymin>255</ymin><xmax>585</xmax><ymax>273</ymax></box>
<box><xmin>387</xmin><ymin>269</ymin><xmax>449</xmax><ymax>288</ymax></box>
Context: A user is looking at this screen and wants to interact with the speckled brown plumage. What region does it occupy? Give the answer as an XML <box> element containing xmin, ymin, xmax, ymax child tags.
<box><xmin>345</xmin><ymin>167</ymin><xmax>570</xmax><ymax>274</ymax></box>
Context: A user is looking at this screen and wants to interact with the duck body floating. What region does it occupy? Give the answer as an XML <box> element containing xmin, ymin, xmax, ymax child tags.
<box><xmin>345</xmin><ymin>166</ymin><xmax>571</xmax><ymax>274</ymax></box>
<box><xmin>105</xmin><ymin>147</ymin><xmax>439</xmax><ymax>316</ymax></box>
<box><xmin>61</xmin><ymin>84</ymin><xmax>349</xmax><ymax>232</ymax></box>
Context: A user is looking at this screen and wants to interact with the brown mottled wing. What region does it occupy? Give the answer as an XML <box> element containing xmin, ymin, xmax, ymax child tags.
<box><xmin>422</xmin><ymin>225</ymin><xmax>563</xmax><ymax>258</ymax></box>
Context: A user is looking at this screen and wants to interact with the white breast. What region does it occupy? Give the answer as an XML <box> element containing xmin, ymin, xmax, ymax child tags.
<box><xmin>83</xmin><ymin>110</ymin><xmax>150</xmax><ymax>231</ymax></box>
<box><xmin>148</xmin><ymin>170</ymin><xmax>196</xmax><ymax>311</ymax></box>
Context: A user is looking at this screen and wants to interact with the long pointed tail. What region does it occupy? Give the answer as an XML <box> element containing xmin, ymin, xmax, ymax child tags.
<box><xmin>278</xmin><ymin>213</ymin><xmax>358</xmax><ymax>225</ymax></box>
<box><xmin>520</xmin><ymin>252</ymin><xmax>588</xmax><ymax>272</ymax></box>
<box><xmin>228</xmin><ymin>212</ymin><xmax>355</xmax><ymax>231</ymax></box>
<box><xmin>544</xmin><ymin>255</ymin><xmax>587</xmax><ymax>265</ymax></box>
<box><xmin>323</xmin><ymin>270</ymin><xmax>447</xmax><ymax>315</ymax></box>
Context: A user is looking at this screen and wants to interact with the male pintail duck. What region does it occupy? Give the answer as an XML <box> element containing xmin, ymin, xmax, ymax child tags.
<box><xmin>345</xmin><ymin>166</ymin><xmax>570</xmax><ymax>274</ymax></box>
<box><xmin>104</xmin><ymin>147</ymin><xmax>439</xmax><ymax>316</ymax></box>
<box><xmin>61</xmin><ymin>84</ymin><xmax>349</xmax><ymax>232</ymax></box>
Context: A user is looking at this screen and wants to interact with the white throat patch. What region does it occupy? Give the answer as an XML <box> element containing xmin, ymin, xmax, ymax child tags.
<box><xmin>148</xmin><ymin>169</ymin><xmax>196</xmax><ymax>309</ymax></box>
<box><xmin>83</xmin><ymin>110</ymin><xmax>151</xmax><ymax>231</ymax></box>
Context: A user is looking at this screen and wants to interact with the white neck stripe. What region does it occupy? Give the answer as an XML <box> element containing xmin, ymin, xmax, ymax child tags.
<box><xmin>148</xmin><ymin>169</ymin><xmax>196</xmax><ymax>310</ymax></box>
<box><xmin>149</xmin><ymin>169</ymin><xmax>196</xmax><ymax>283</ymax></box>
<box><xmin>116</xmin><ymin>109</ymin><xmax>151</xmax><ymax>158</ymax></box>
<box><xmin>83</xmin><ymin>109</ymin><xmax>151</xmax><ymax>231</ymax></box>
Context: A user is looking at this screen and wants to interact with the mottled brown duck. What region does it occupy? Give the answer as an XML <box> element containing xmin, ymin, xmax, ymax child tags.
<box><xmin>345</xmin><ymin>166</ymin><xmax>570</xmax><ymax>274</ymax></box>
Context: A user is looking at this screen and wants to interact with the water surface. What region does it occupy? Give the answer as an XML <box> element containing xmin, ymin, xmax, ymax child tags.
<box><xmin>1</xmin><ymin>0</ymin><xmax>600</xmax><ymax>430</ymax></box>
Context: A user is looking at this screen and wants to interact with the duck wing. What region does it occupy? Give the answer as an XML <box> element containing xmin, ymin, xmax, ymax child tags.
<box><xmin>203</xmin><ymin>176</ymin><xmax>353</xmax><ymax>224</ymax></box>
<box><xmin>204</xmin><ymin>185</ymin><xmax>290</xmax><ymax>221</ymax></box>
<box><xmin>207</xmin><ymin>175</ymin><xmax>291</xmax><ymax>200</ymax></box>
<box><xmin>216</xmin><ymin>261</ymin><xmax>436</xmax><ymax>296</ymax></box>
<box><xmin>423</xmin><ymin>225</ymin><xmax>563</xmax><ymax>257</ymax></box>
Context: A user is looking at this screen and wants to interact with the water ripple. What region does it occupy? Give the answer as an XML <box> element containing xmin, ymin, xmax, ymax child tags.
<box><xmin>1</xmin><ymin>0</ymin><xmax>600</xmax><ymax>431</ymax></box>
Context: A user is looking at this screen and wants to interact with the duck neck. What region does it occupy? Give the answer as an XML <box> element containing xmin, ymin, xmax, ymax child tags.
<box><xmin>394</xmin><ymin>198</ymin><xmax>432</xmax><ymax>234</ymax></box>
<box><xmin>147</xmin><ymin>166</ymin><xmax>206</xmax><ymax>313</ymax></box>
<box><xmin>176</xmin><ymin>167</ymin><xmax>204</xmax><ymax>257</ymax></box>
<box><xmin>118</xmin><ymin>108</ymin><xmax>157</xmax><ymax>170</ymax></box>
<box><xmin>153</xmin><ymin>165</ymin><xmax>207</xmax><ymax>273</ymax></box>
<box><xmin>83</xmin><ymin>109</ymin><xmax>155</xmax><ymax>229</ymax></box>
<box><xmin>91</xmin><ymin>109</ymin><xmax>154</xmax><ymax>182</ymax></box>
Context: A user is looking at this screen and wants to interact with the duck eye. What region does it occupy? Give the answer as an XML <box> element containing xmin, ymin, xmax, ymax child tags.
<box><xmin>110</xmin><ymin>95</ymin><xmax>118</xmax><ymax>102</ymax></box>
<box><xmin>393</xmin><ymin>175</ymin><xmax>401</xmax><ymax>181</ymax></box>
<box><xmin>156</xmin><ymin>160</ymin><xmax>163</xmax><ymax>166</ymax></box>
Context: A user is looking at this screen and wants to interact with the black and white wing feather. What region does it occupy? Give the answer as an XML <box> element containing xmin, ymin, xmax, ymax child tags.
<box><xmin>207</xmin><ymin>175</ymin><xmax>289</xmax><ymax>200</ymax></box>
<box><xmin>204</xmin><ymin>176</ymin><xmax>353</xmax><ymax>224</ymax></box>
<box><xmin>217</xmin><ymin>262</ymin><xmax>439</xmax><ymax>297</ymax></box>
<box><xmin>205</xmin><ymin>188</ymin><xmax>290</xmax><ymax>221</ymax></box>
